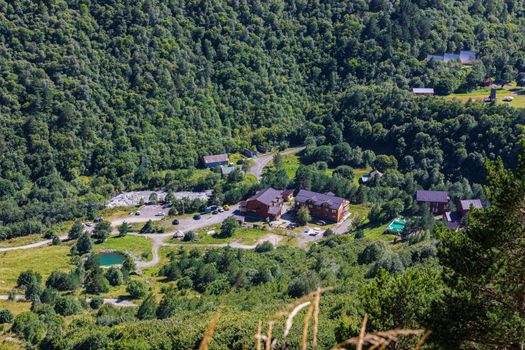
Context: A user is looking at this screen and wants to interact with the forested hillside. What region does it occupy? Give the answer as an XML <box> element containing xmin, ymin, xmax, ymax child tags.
<box><xmin>1</xmin><ymin>0</ymin><xmax>525</xmax><ymax>238</ymax></box>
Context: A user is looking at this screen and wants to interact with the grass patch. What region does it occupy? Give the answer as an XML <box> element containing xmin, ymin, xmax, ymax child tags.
<box><xmin>0</xmin><ymin>300</ymin><xmax>31</xmax><ymax>316</ymax></box>
<box><xmin>447</xmin><ymin>82</ymin><xmax>525</xmax><ymax>108</ymax></box>
<box><xmin>94</xmin><ymin>235</ymin><xmax>153</xmax><ymax>260</ymax></box>
<box><xmin>353</xmin><ymin>167</ymin><xmax>372</xmax><ymax>186</ymax></box>
<box><xmin>0</xmin><ymin>245</ymin><xmax>73</xmax><ymax>294</ymax></box>
<box><xmin>170</xmin><ymin>226</ymin><xmax>269</xmax><ymax>245</ymax></box>
<box><xmin>0</xmin><ymin>234</ymin><xmax>44</xmax><ymax>248</ymax></box>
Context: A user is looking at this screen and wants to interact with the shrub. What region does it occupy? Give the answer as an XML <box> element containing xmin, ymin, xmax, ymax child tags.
<box><xmin>85</xmin><ymin>271</ymin><xmax>110</xmax><ymax>295</ymax></box>
<box><xmin>89</xmin><ymin>297</ymin><xmax>104</xmax><ymax>310</ymax></box>
<box><xmin>287</xmin><ymin>271</ymin><xmax>320</xmax><ymax>298</ymax></box>
<box><xmin>0</xmin><ymin>309</ymin><xmax>14</xmax><ymax>323</ymax></box>
<box><xmin>105</xmin><ymin>267</ymin><xmax>124</xmax><ymax>286</ymax></box>
<box><xmin>183</xmin><ymin>231</ymin><xmax>196</xmax><ymax>242</ymax></box>
<box><xmin>54</xmin><ymin>296</ymin><xmax>82</xmax><ymax>316</ymax></box>
<box><xmin>358</xmin><ymin>241</ymin><xmax>387</xmax><ymax>265</ymax></box>
<box><xmin>68</xmin><ymin>220</ymin><xmax>84</xmax><ymax>240</ymax></box>
<box><xmin>136</xmin><ymin>294</ymin><xmax>157</xmax><ymax>320</ymax></box>
<box><xmin>12</xmin><ymin>312</ymin><xmax>46</xmax><ymax>345</ymax></box>
<box><xmin>220</xmin><ymin>217</ymin><xmax>239</xmax><ymax>238</ymax></box>
<box><xmin>296</xmin><ymin>206</ymin><xmax>311</xmax><ymax>226</ymax></box>
<box><xmin>254</xmin><ymin>241</ymin><xmax>274</xmax><ymax>253</ymax></box>
<box><xmin>126</xmin><ymin>280</ymin><xmax>147</xmax><ymax>299</ymax></box>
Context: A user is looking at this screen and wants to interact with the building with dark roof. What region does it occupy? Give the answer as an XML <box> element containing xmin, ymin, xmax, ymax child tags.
<box><xmin>244</xmin><ymin>149</ymin><xmax>257</xmax><ymax>158</ymax></box>
<box><xmin>416</xmin><ymin>190</ymin><xmax>449</xmax><ymax>214</ymax></box>
<box><xmin>457</xmin><ymin>199</ymin><xmax>483</xmax><ymax>216</ymax></box>
<box><xmin>295</xmin><ymin>190</ymin><xmax>349</xmax><ymax>222</ymax></box>
<box><xmin>443</xmin><ymin>199</ymin><xmax>483</xmax><ymax>229</ymax></box>
<box><xmin>239</xmin><ymin>188</ymin><xmax>285</xmax><ymax>220</ymax></box>
<box><xmin>203</xmin><ymin>154</ymin><xmax>229</xmax><ymax>168</ymax></box>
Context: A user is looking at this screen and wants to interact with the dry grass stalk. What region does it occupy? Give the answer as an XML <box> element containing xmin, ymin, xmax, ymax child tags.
<box><xmin>198</xmin><ymin>311</ymin><xmax>222</xmax><ymax>350</ymax></box>
<box><xmin>301</xmin><ymin>302</ymin><xmax>315</xmax><ymax>350</ymax></box>
<box><xmin>331</xmin><ymin>328</ymin><xmax>427</xmax><ymax>350</ymax></box>
<box><xmin>282</xmin><ymin>301</ymin><xmax>311</xmax><ymax>349</ymax></box>
<box><xmin>266</xmin><ymin>321</ymin><xmax>275</xmax><ymax>350</ymax></box>
<box><xmin>273</xmin><ymin>287</ymin><xmax>334</xmax><ymax>320</ymax></box>
<box><xmin>413</xmin><ymin>330</ymin><xmax>432</xmax><ymax>350</ymax></box>
<box><xmin>256</xmin><ymin>321</ymin><xmax>263</xmax><ymax>350</ymax></box>
<box><xmin>357</xmin><ymin>314</ymin><xmax>368</xmax><ymax>350</ymax></box>
<box><xmin>312</xmin><ymin>288</ymin><xmax>321</xmax><ymax>350</ymax></box>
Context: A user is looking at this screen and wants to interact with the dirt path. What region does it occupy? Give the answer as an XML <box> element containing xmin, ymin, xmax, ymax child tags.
<box><xmin>0</xmin><ymin>295</ymin><xmax>136</xmax><ymax>307</ymax></box>
<box><xmin>0</xmin><ymin>235</ymin><xmax>68</xmax><ymax>252</ymax></box>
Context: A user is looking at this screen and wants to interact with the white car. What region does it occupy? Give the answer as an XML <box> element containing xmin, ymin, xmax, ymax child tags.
<box><xmin>218</xmin><ymin>207</ymin><xmax>224</xmax><ymax>212</ymax></box>
<box><xmin>155</xmin><ymin>212</ymin><xmax>165</xmax><ymax>217</ymax></box>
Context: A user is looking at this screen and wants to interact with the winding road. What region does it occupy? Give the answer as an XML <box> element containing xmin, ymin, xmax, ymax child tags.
<box><xmin>0</xmin><ymin>147</ymin><xmax>306</xmax><ymax>269</ymax></box>
<box><xmin>247</xmin><ymin>146</ymin><xmax>305</xmax><ymax>180</ymax></box>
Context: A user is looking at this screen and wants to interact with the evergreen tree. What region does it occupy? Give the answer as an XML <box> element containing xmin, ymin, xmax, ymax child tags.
<box><xmin>434</xmin><ymin>154</ymin><xmax>525</xmax><ymax>349</ymax></box>
<box><xmin>137</xmin><ymin>294</ymin><xmax>157</xmax><ymax>320</ymax></box>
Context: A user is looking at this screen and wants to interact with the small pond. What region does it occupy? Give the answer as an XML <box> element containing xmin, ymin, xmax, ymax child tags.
<box><xmin>94</xmin><ymin>252</ymin><xmax>126</xmax><ymax>266</ymax></box>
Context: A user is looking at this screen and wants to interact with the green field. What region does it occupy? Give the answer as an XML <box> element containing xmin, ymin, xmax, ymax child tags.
<box><xmin>93</xmin><ymin>235</ymin><xmax>153</xmax><ymax>260</ymax></box>
<box><xmin>0</xmin><ymin>245</ymin><xmax>73</xmax><ymax>294</ymax></box>
<box><xmin>169</xmin><ymin>226</ymin><xmax>269</xmax><ymax>245</ymax></box>
<box><xmin>447</xmin><ymin>83</ymin><xmax>525</xmax><ymax>108</ymax></box>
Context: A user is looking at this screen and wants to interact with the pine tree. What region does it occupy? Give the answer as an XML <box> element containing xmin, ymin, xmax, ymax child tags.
<box><xmin>434</xmin><ymin>154</ymin><xmax>525</xmax><ymax>349</ymax></box>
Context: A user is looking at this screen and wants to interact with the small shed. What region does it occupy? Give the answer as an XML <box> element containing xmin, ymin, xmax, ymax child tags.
<box><xmin>203</xmin><ymin>154</ymin><xmax>229</xmax><ymax>168</ymax></box>
<box><xmin>257</xmin><ymin>145</ymin><xmax>268</xmax><ymax>153</ymax></box>
<box><xmin>221</xmin><ymin>166</ymin><xmax>235</xmax><ymax>177</ymax></box>
<box><xmin>412</xmin><ymin>88</ymin><xmax>434</xmax><ymax>96</ymax></box>
<box><xmin>244</xmin><ymin>149</ymin><xmax>257</xmax><ymax>158</ymax></box>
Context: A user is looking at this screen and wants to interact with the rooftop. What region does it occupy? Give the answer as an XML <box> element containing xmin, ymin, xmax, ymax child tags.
<box><xmin>221</xmin><ymin>166</ymin><xmax>235</xmax><ymax>175</ymax></box>
<box><xmin>247</xmin><ymin>188</ymin><xmax>283</xmax><ymax>206</ymax></box>
<box><xmin>203</xmin><ymin>153</ymin><xmax>228</xmax><ymax>164</ymax></box>
<box><xmin>295</xmin><ymin>189</ymin><xmax>347</xmax><ymax>210</ymax></box>
<box><xmin>416</xmin><ymin>190</ymin><xmax>449</xmax><ymax>203</ymax></box>
<box><xmin>458</xmin><ymin>199</ymin><xmax>483</xmax><ymax>211</ymax></box>
<box><xmin>412</xmin><ymin>88</ymin><xmax>434</xmax><ymax>94</ymax></box>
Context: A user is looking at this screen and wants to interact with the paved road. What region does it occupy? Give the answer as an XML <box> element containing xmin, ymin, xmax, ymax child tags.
<box><xmin>248</xmin><ymin>146</ymin><xmax>305</xmax><ymax>181</ymax></box>
<box><xmin>0</xmin><ymin>235</ymin><xmax>68</xmax><ymax>252</ymax></box>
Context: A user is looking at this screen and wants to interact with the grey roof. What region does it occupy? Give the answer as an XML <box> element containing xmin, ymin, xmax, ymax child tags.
<box><xmin>296</xmin><ymin>189</ymin><xmax>347</xmax><ymax>210</ymax></box>
<box><xmin>416</xmin><ymin>190</ymin><xmax>449</xmax><ymax>203</ymax></box>
<box><xmin>369</xmin><ymin>170</ymin><xmax>384</xmax><ymax>178</ymax></box>
<box><xmin>427</xmin><ymin>54</ymin><xmax>444</xmax><ymax>62</ymax></box>
<box><xmin>268</xmin><ymin>206</ymin><xmax>282</xmax><ymax>215</ymax></box>
<box><xmin>412</xmin><ymin>88</ymin><xmax>434</xmax><ymax>94</ymax></box>
<box><xmin>203</xmin><ymin>153</ymin><xmax>228</xmax><ymax>164</ymax></box>
<box><xmin>460</xmin><ymin>50</ymin><xmax>476</xmax><ymax>64</ymax></box>
<box><xmin>221</xmin><ymin>166</ymin><xmax>235</xmax><ymax>175</ymax></box>
<box><xmin>444</xmin><ymin>53</ymin><xmax>460</xmax><ymax>62</ymax></box>
<box><xmin>458</xmin><ymin>199</ymin><xmax>483</xmax><ymax>211</ymax></box>
<box><xmin>247</xmin><ymin>188</ymin><xmax>283</xmax><ymax>206</ymax></box>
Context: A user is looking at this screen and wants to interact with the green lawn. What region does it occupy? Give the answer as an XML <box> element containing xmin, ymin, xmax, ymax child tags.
<box><xmin>0</xmin><ymin>234</ymin><xmax>45</xmax><ymax>248</ymax></box>
<box><xmin>94</xmin><ymin>235</ymin><xmax>153</xmax><ymax>260</ymax></box>
<box><xmin>0</xmin><ymin>245</ymin><xmax>73</xmax><ymax>294</ymax></box>
<box><xmin>353</xmin><ymin>167</ymin><xmax>372</xmax><ymax>186</ymax></box>
<box><xmin>447</xmin><ymin>83</ymin><xmax>525</xmax><ymax>108</ymax></box>
<box><xmin>169</xmin><ymin>226</ymin><xmax>269</xmax><ymax>245</ymax></box>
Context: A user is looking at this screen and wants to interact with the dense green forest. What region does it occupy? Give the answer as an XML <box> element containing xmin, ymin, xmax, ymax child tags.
<box><xmin>1</xmin><ymin>0</ymin><xmax>525</xmax><ymax>349</ymax></box>
<box><xmin>1</xmin><ymin>0</ymin><xmax>525</xmax><ymax>238</ymax></box>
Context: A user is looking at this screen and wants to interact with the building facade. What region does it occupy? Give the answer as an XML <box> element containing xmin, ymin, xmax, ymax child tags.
<box><xmin>295</xmin><ymin>190</ymin><xmax>349</xmax><ymax>223</ymax></box>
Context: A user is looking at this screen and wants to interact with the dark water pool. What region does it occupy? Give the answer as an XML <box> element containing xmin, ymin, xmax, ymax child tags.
<box><xmin>94</xmin><ymin>252</ymin><xmax>126</xmax><ymax>266</ymax></box>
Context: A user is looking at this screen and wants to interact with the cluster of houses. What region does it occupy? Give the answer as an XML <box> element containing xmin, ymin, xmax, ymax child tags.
<box><xmin>416</xmin><ymin>190</ymin><xmax>483</xmax><ymax>229</ymax></box>
<box><xmin>411</xmin><ymin>50</ymin><xmax>478</xmax><ymax>97</ymax></box>
<box><xmin>202</xmin><ymin>146</ymin><xmax>269</xmax><ymax>175</ymax></box>
<box><xmin>239</xmin><ymin>188</ymin><xmax>349</xmax><ymax>223</ymax></box>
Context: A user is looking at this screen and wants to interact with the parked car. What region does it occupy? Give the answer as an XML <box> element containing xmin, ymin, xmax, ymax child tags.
<box><xmin>155</xmin><ymin>212</ymin><xmax>165</xmax><ymax>217</ymax></box>
<box><xmin>223</xmin><ymin>205</ymin><xmax>230</xmax><ymax>211</ymax></box>
<box><xmin>172</xmin><ymin>219</ymin><xmax>179</xmax><ymax>225</ymax></box>
<box><xmin>85</xmin><ymin>222</ymin><xmax>93</xmax><ymax>227</ymax></box>
<box><xmin>218</xmin><ymin>207</ymin><xmax>224</xmax><ymax>213</ymax></box>
<box><xmin>317</xmin><ymin>220</ymin><xmax>326</xmax><ymax>226</ymax></box>
<box><xmin>135</xmin><ymin>211</ymin><xmax>141</xmax><ymax>216</ymax></box>
<box><xmin>212</xmin><ymin>210</ymin><xmax>219</xmax><ymax>215</ymax></box>
<box><xmin>193</xmin><ymin>214</ymin><xmax>201</xmax><ymax>220</ymax></box>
